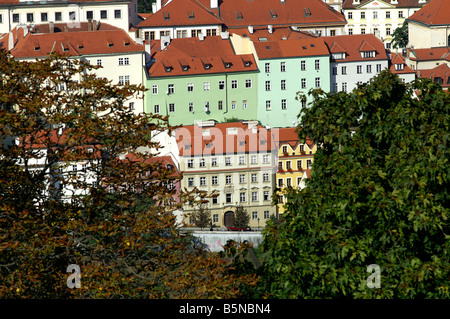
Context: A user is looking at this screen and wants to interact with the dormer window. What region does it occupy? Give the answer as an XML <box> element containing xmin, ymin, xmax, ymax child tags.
<box><xmin>304</xmin><ymin>8</ymin><xmax>311</xmax><ymax>17</ymax></box>
<box><xmin>224</xmin><ymin>62</ymin><xmax>232</xmax><ymax>68</ymax></box>
<box><xmin>361</xmin><ymin>51</ymin><xmax>375</xmax><ymax>58</ymax></box>
<box><xmin>107</xmin><ymin>40</ymin><xmax>114</xmax><ymax>47</ymax></box>
<box><xmin>332</xmin><ymin>52</ymin><xmax>346</xmax><ymax>60</ymax></box>
<box><xmin>270</xmin><ymin>10</ymin><xmax>277</xmax><ymax>19</ymax></box>
<box><xmin>188</xmin><ymin>11</ymin><xmax>195</xmax><ymax>19</ymax></box>
<box><xmin>163</xmin><ymin>12</ymin><xmax>170</xmax><ymax>20</ymax></box>
<box><xmin>395</xmin><ymin>63</ymin><xmax>404</xmax><ymax>71</ymax></box>
<box><xmin>244</xmin><ymin>60</ymin><xmax>251</xmax><ymax>67</ymax></box>
<box><xmin>235</xmin><ymin>11</ymin><xmax>243</xmax><ymax>21</ymax></box>
<box><xmin>165</xmin><ymin>66</ymin><xmax>172</xmax><ymax>72</ymax></box>
<box><xmin>204</xmin><ymin>63</ymin><xmax>211</xmax><ymax>70</ymax></box>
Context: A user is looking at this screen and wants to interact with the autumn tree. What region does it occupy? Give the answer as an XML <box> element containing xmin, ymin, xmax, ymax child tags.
<box><xmin>259</xmin><ymin>71</ymin><xmax>450</xmax><ymax>298</ymax></box>
<box><xmin>0</xmin><ymin>50</ymin><xmax>258</xmax><ymax>298</ymax></box>
<box><xmin>189</xmin><ymin>204</ymin><xmax>212</xmax><ymax>230</ymax></box>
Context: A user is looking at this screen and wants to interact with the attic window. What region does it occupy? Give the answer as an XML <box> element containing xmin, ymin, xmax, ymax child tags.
<box><xmin>361</xmin><ymin>51</ymin><xmax>375</xmax><ymax>58</ymax></box>
<box><xmin>304</xmin><ymin>8</ymin><xmax>311</xmax><ymax>17</ymax></box>
<box><xmin>266</xmin><ymin>46</ymin><xmax>271</xmax><ymax>50</ymax></box>
<box><xmin>235</xmin><ymin>11</ymin><xmax>243</xmax><ymax>20</ymax></box>
<box><xmin>224</xmin><ymin>62</ymin><xmax>232</xmax><ymax>68</ymax></box>
<box><xmin>165</xmin><ymin>66</ymin><xmax>173</xmax><ymax>72</ymax></box>
<box><xmin>163</xmin><ymin>12</ymin><xmax>170</xmax><ymax>20</ymax></box>
<box><xmin>123</xmin><ymin>40</ymin><xmax>130</xmax><ymax>46</ymax></box>
<box><xmin>258</xmin><ymin>37</ymin><xmax>268</xmax><ymax>42</ymax></box>
<box><xmin>332</xmin><ymin>52</ymin><xmax>346</xmax><ymax>60</ymax></box>
<box><xmin>34</xmin><ymin>42</ymin><xmax>40</xmax><ymax>51</ymax></box>
<box><xmin>302</xmin><ymin>46</ymin><xmax>307</xmax><ymax>49</ymax></box>
<box><xmin>310</xmin><ymin>44</ymin><xmax>315</xmax><ymax>47</ymax></box>
<box><xmin>188</xmin><ymin>11</ymin><xmax>195</xmax><ymax>19</ymax></box>
<box><xmin>204</xmin><ymin>63</ymin><xmax>212</xmax><ymax>70</ymax></box>
<box><xmin>270</xmin><ymin>10</ymin><xmax>277</xmax><ymax>19</ymax></box>
<box><xmin>77</xmin><ymin>42</ymin><xmax>84</xmax><ymax>50</ymax></box>
<box><xmin>182</xmin><ymin>65</ymin><xmax>189</xmax><ymax>71</ymax></box>
<box><xmin>395</xmin><ymin>63</ymin><xmax>404</xmax><ymax>71</ymax></box>
<box><xmin>61</xmin><ymin>43</ymin><xmax>69</xmax><ymax>51</ymax></box>
<box><xmin>107</xmin><ymin>40</ymin><xmax>114</xmax><ymax>47</ymax></box>
<box><xmin>244</xmin><ymin>60</ymin><xmax>251</xmax><ymax>67</ymax></box>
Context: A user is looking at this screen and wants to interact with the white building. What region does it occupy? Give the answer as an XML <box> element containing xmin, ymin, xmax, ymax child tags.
<box><xmin>342</xmin><ymin>0</ymin><xmax>430</xmax><ymax>50</ymax></box>
<box><xmin>0</xmin><ymin>0</ymin><xmax>141</xmax><ymax>37</ymax></box>
<box><xmin>323</xmin><ymin>34</ymin><xmax>389</xmax><ymax>93</ymax></box>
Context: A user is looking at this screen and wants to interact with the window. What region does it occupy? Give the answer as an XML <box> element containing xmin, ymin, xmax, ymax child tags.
<box><xmin>41</xmin><ymin>12</ymin><xmax>48</xmax><ymax>22</ymax></box>
<box><xmin>72</xmin><ymin>164</ymin><xmax>78</xmax><ymax>172</ymax></box>
<box><xmin>280</xmin><ymin>62</ymin><xmax>286</xmax><ymax>72</ymax></box>
<box><xmin>251</xmin><ymin>173</ymin><xmax>257</xmax><ymax>183</ymax></box>
<box><xmin>119</xmin><ymin>75</ymin><xmax>130</xmax><ymax>85</ymax></box>
<box><xmin>252</xmin><ymin>191</ymin><xmax>258</xmax><ymax>202</ymax></box>
<box><xmin>242</xmin><ymin>100</ymin><xmax>247</xmax><ymax>109</ymax></box>
<box><xmin>332</xmin><ymin>66</ymin><xmax>338</xmax><ymax>75</ymax></box>
<box><xmin>301</xmin><ymin>78</ymin><xmax>306</xmax><ymax>89</ymax></box>
<box><xmin>263</xmin><ymin>173</ymin><xmax>269</xmax><ymax>182</ymax></box>
<box><xmin>13</xmin><ymin>14</ymin><xmax>19</xmax><ymax>23</ymax></box>
<box><xmin>168</xmin><ymin>84</ymin><xmax>174</xmax><ymax>94</ymax></box>
<box><xmin>341</xmin><ymin>66</ymin><xmax>347</xmax><ymax>75</ymax></box>
<box><xmin>330</xmin><ymin>30</ymin><xmax>336</xmax><ymax>36</ymax></box>
<box><xmin>119</xmin><ymin>57</ymin><xmax>129</xmax><ymax>65</ymax></box>
<box><xmin>199</xmin><ymin>158</ymin><xmax>206</xmax><ymax>167</ymax></box>
<box><xmin>219</xmin><ymin>80</ymin><xmax>225</xmax><ymax>90</ymax></box>
<box><xmin>240</xmin><ymin>192</ymin><xmax>246</xmax><ymax>202</ymax></box>
<box><xmin>86</xmin><ymin>11</ymin><xmax>94</xmax><ymax>20</ymax></box>
<box><xmin>286</xmin><ymin>178</ymin><xmax>292</xmax><ymax>187</ymax></box>
<box><xmin>69</xmin><ymin>11</ymin><xmax>76</xmax><ymax>21</ymax></box>
<box><xmin>211</xmin><ymin>158</ymin><xmax>217</xmax><ymax>166</ymax></box>
<box><xmin>278</xmin><ymin>178</ymin><xmax>283</xmax><ymax>187</ymax></box>
<box><xmin>301</xmin><ymin>60</ymin><xmax>306</xmax><ymax>71</ymax></box>
<box><xmin>152</xmin><ymin>85</ymin><xmax>158</xmax><ymax>95</ymax></box>
<box><xmin>55</xmin><ymin>12</ymin><xmax>62</xmax><ymax>21</ymax></box>
<box><xmin>231</xmin><ymin>101</ymin><xmax>236</xmax><ymax>110</ymax></box>
<box><xmin>265</xmin><ymin>62</ymin><xmax>270</xmax><ymax>73</ymax></box>
<box><xmin>129</xmin><ymin>102</ymin><xmax>135</xmax><ymax>111</ymax></box>
<box><xmin>361</xmin><ymin>28</ymin><xmax>366</xmax><ymax>34</ymax></box>
<box><xmin>177</xmin><ymin>30</ymin><xmax>187</xmax><ymax>38</ymax></box>
<box><xmin>348</xmin><ymin>28</ymin><xmax>353</xmax><ymax>35</ymax></box>
<box><xmin>266</xmin><ymin>100</ymin><xmax>271</xmax><ymax>111</ymax></box>
<box><xmin>226</xmin><ymin>193</ymin><xmax>232</xmax><ymax>204</ymax></box>
<box><xmin>200</xmin><ymin>177</ymin><xmax>206</xmax><ymax>186</ymax></box>
<box><xmin>398</xmin><ymin>11</ymin><xmax>404</xmax><ymax>18</ymax></box>
<box><xmin>240</xmin><ymin>174</ymin><xmax>245</xmax><ymax>183</ymax></box>
<box><xmin>263</xmin><ymin>154</ymin><xmax>269</xmax><ymax>163</ymax></box>
<box><xmin>377</xmin><ymin>64</ymin><xmax>382</xmax><ymax>72</ymax></box>
<box><xmin>315</xmin><ymin>60</ymin><xmax>320</xmax><ymax>70</ymax></box>
<box><xmin>286</xmin><ymin>161</ymin><xmax>291</xmax><ymax>170</ymax></box>
<box><xmin>226</xmin><ymin>175</ymin><xmax>232</xmax><ymax>184</ymax></box>
<box><xmin>203</xmin><ymin>82</ymin><xmax>210</xmax><ymax>91</ymax></box>
<box><xmin>342</xmin><ymin>82</ymin><xmax>347</xmax><ymax>91</ymax></box>
<box><xmin>218</xmin><ymin>101</ymin><xmax>223</xmax><ymax>110</ymax></box>
<box><xmin>231</xmin><ymin>80</ymin><xmax>238</xmax><ymax>89</ymax></box>
<box><xmin>225</xmin><ymin>157</ymin><xmax>231</xmax><ymax>166</ymax></box>
<box><xmin>315</xmin><ymin>77</ymin><xmax>321</xmax><ymax>88</ymax></box>
<box><xmin>348</xmin><ymin>12</ymin><xmax>353</xmax><ymax>19</ymax></box>
<box><xmin>101</xmin><ymin>10</ymin><xmax>108</xmax><ymax>19</ymax></box>
<box><xmin>373</xmin><ymin>11</ymin><xmax>378</xmax><ymax>19</ymax></box>
<box><xmin>307</xmin><ymin>159</ymin><xmax>312</xmax><ymax>168</ymax></box>
<box><xmin>252</xmin><ymin>211</ymin><xmax>258</xmax><ymax>220</ymax></box>
<box><xmin>332</xmin><ymin>83</ymin><xmax>338</xmax><ymax>92</ymax></box>
<box><xmin>297</xmin><ymin>160</ymin><xmax>302</xmax><ymax>170</ymax></box>
<box><xmin>367</xmin><ymin>65</ymin><xmax>372</xmax><ymax>73</ymax></box>
<box><xmin>187</xmin><ymin>159</ymin><xmax>194</xmax><ymax>168</ymax></box>
<box><xmin>357</xmin><ymin>65</ymin><xmax>362</xmax><ymax>74</ymax></box>
<box><xmin>245</xmin><ymin>79</ymin><xmax>252</xmax><ymax>88</ymax></box>
<box><xmin>154</xmin><ymin>104</ymin><xmax>160</xmax><ymax>114</ymax></box>
<box><xmin>114</xmin><ymin>9</ymin><xmax>122</xmax><ymax>19</ymax></box>
<box><xmin>212</xmin><ymin>176</ymin><xmax>218</xmax><ymax>185</ymax></box>
<box><xmin>188</xmin><ymin>102</ymin><xmax>194</xmax><ymax>113</ymax></box>
<box><xmin>362</xmin><ymin>51</ymin><xmax>375</xmax><ymax>58</ymax></box>
<box><xmin>265</xmin><ymin>81</ymin><xmax>271</xmax><ymax>91</ymax></box>
<box><xmin>213</xmin><ymin>213</ymin><xmax>218</xmax><ymax>221</ymax></box>
<box><xmin>278</xmin><ymin>161</ymin><xmax>283</xmax><ymax>171</ymax></box>
<box><xmin>281</xmin><ymin>99</ymin><xmax>287</xmax><ymax>110</ymax></box>
<box><xmin>361</xmin><ymin>12</ymin><xmax>365</xmax><ymax>19</ymax></box>
<box><xmin>264</xmin><ymin>210</ymin><xmax>270</xmax><ymax>219</ymax></box>
<box><xmin>239</xmin><ymin>156</ymin><xmax>245</xmax><ymax>165</ymax></box>
<box><xmin>251</xmin><ymin>155</ymin><xmax>257</xmax><ymax>164</ymax></box>
<box><xmin>386</xmin><ymin>11</ymin><xmax>390</xmax><ymax>19</ymax></box>
<box><xmin>27</xmin><ymin>13</ymin><xmax>34</xmax><ymax>23</ymax></box>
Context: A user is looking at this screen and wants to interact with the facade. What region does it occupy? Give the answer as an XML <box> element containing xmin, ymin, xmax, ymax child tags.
<box><xmin>145</xmin><ymin>35</ymin><xmax>259</xmax><ymax>126</ymax></box>
<box><xmin>406</xmin><ymin>0</ymin><xmax>450</xmax><ymax>49</ymax></box>
<box><xmin>275</xmin><ymin>127</ymin><xmax>315</xmax><ymax>215</ymax></box>
<box><xmin>0</xmin><ymin>22</ymin><xmax>146</xmax><ymax>114</ymax></box>
<box><xmin>0</xmin><ymin>0</ymin><xmax>141</xmax><ymax>36</ymax></box>
<box><xmin>252</xmin><ymin>37</ymin><xmax>331</xmax><ymax>128</ymax></box>
<box><xmin>416</xmin><ymin>63</ymin><xmax>450</xmax><ymax>90</ymax></box>
<box><xmin>176</xmin><ymin>121</ymin><xmax>278</xmax><ymax>228</ymax></box>
<box><xmin>342</xmin><ymin>0</ymin><xmax>430</xmax><ymax>49</ymax></box>
<box><xmin>323</xmin><ymin>34</ymin><xmax>389</xmax><ymax>93</ymax></box>
<box><xmin>389</xmin><ymin>52</ymin><xmax>416</xmax><ymax>83</ymax></box>
<box><xmin>406</xmin><ymin>47</ymin><xmax>450</xmax><ymax>70</ymax></box>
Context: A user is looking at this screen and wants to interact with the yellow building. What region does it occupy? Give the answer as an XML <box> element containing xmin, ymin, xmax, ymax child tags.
<box><xmin>276</xmin><ymin>127</ymin><xmax>316</xmax><ymax>215</ymax></box>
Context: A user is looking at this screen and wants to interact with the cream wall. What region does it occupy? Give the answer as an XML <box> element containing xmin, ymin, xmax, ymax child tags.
<box><xmin>408</xmin><ymin>21</ymin><xmax>450</xmax><ymax>49</ymax></box>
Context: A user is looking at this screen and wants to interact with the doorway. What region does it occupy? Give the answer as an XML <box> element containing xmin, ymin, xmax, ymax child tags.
<box><xmin>224</xmin><ymin>211</ymin><xmax>235</xmax><ymax>227</ymax></box>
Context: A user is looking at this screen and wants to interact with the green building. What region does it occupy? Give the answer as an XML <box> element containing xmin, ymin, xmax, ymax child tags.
<box><xmin>145</xmin><ymin>35</ymin><xmax>259</xmax><ymax>126</ymax></box>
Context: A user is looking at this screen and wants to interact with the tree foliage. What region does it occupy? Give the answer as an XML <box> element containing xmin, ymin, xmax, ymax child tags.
<box><xmin>392</xmin><ymin>21</ymin><xmax>409</xmax><ymax>49</ymax></box>
<box><xmin>259</xmin><ymin>71</ymin><xmax>450</xmax><ymax>298</ymax></box>
<box><xmin>234</xmin><ymin>205</ymin><xmax>251</xmax><ymax>228</ymax></box>
<box><xmin>0</xmin><ymin>50</ymin><xmax>258</xmax><ymax>298</ymax></box>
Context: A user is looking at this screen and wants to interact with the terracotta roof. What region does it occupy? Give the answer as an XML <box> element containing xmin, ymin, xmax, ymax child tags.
<box><xmin>253</xmin><ymin>37</ymin><xmax>329</xmax><ymax>60</ymax></box>
<box><xmin>137</xmin><ymin>0</ymin><xmax>223</xmax><ymax>28</ymax></box>
<box><xmin>389</xmin><ymin>53</ymin><xmax>416</xmax><ymax>74</ymax></box>
<box><xmin>200</xmin><ymin>0</ymin><xmax>346</xmax><ymax>28</ymax></box>
<box><xmin>229</xmin><ymin>26</ymin><xmax>316</xmax><ymax>42</ymax></box>
<box><xmin>175</xmin><ymin>121</ymin><xmax>277</xmax><ymax>157</ymax></box>
<box><xmin>322</xmin><ymin>34</ymin><xmax>388</xmax><ymax>62</ymax></box>
<box><xmin>1</xmin><ymin>23</ymin><xmax>144</xmax><ymax>58</ymax></box>
<box><xmin>417</xmin><ymin>63</ymin><xmax>450</xmax><ymax>88</ymax></box>
<box><xmin>408</xmin><ymin>47</ymin><xmax>450</xmax><ymax>62</ymax></box>
<box><xmin>342</xmin><ymin>0</ymin><xmax>430</xmax><ymax>9</ymax></box>
<box><xmin>407</xmin><ymin>0</ymin><xmax>450</xmax><ymax>26</ymax></box>
<box><xmin>0</xmin><ymin>0</ymin><xmax>132</xmax><ymax>4</ymax></box>
<box><xmin>148</xmin><ymin>36</ymin><xmax>257</xmax><ymax>77</ymax></box>
<box><xmin>277</xmin><ymin>127</ymin><xmax>314</xmax><ymax>150</ymax></box>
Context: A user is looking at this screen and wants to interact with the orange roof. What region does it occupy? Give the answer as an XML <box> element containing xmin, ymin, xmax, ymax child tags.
<box><xmin>137</xmin><ymin>0</ymin><xmax>223</xmax><ymax>28</ymax></box>
<box><xmin>1</xmin><ymin>23</ymin><xmax>144</xmax><ymax>58</ymax></box>
<box><xmin>175</xmin><ymin>122</ymin><xmax>277</xmax><ymax>157</ymax></box>
<box><xmin>407</xmin><ymin>0</ymin><xmax>449</xmax><ymax>26</ymax></box>
<box><xmin>322</xmin><ymin>34</ymin><xmax>388</xmax><ymax>62</ymax></box>
<box><xmin>389</xmin><ymin>53</ymin><xmax>416</xmax><ymax>74</ymax></box>
<box><xmin>199</xmin><ymin>0</ymin><xmax>346</xmax><ymax>28</ymax></box>
<box><xmin>343</xmin><ymin>0</ymin><xmax>430</xmax><ymax>9</ymax></box>
<box><xmin>148</xmin><ymin>36</ymin><xmax>257</xmax><ymax>77</ymax></box>
<box><xmin>0</xmin><ymin>0</ymin><xmax>132</xmax><ymax>4</ymax></box>
<box><xmin>229</xmin><ymin>26</ymin><xmax>316</xmax><ymax>42</ymax></box>
<box><xmin>409</xmin><ymin>47</ymin><xmax>450</xmax><ymax>62</ymax></box>
<box><xmin>253</xmin><ymin>37</ymin><xmax>329</xmax><ymax>60</ymax></box>
<box><xmin>417</xmin><ymin>63</ymin><xmax>450</xmax><ymax>88</ymax></box>
<box><xmin>277</xmin><ymin>127</ymin><xmax>314</xmax><ymax>150</ymax></box>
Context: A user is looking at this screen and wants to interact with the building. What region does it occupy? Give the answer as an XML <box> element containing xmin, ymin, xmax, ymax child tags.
<box><xmin>175</xmin><ymin>121</ymin><xmax>278</xmax><ymax>228</ymax></box>
<box><xmin>0</xmin><ymin>0</ymin><xmax>141</xmax><ymax>36</ymax></box>
<box><xmin>145</xmin><ymin>35</ymin><xmax>259</xmax><ymax>126</ymax></box>
<box><xmin>322</xmin><ymin>0</ymin><xmax>345</xmax><ymax>12</ymax></box>
<box><xmin>342</xmin><ymin>0</ymin><xmax>430</xmax><ymax>49</ymax></box>
<box><xmin>0</xmin><ymin>21</ymin><xmax>146</xmax><ymax>114</ymax></box>
<box><xmin>405</xmin><ymin>47</ymin><xmax>450</xmax><ymax>70</ymax></box>
<box><xmin>406</xmin><ymin>0</ymin><xmax>450</xmax><ymax>49</ymax></box>
<box><xmin>275</xmin><ymin>127</ymin><xmax>315</xmax><ymax>215</ymax></box>
<box><xmin>137</xmin><ymin>0</ymin><xmax>224</xmax><ymax>41</ymax></box>
<box><xmin>417</xmin><ymin>63</ymin><xmax>450</xmax><ymax>90</ymax></box>
<box><xmin>389</xmin><ymin>52</ymin><xmax>416</xmax><ymax>83</ymax></box>
<box><xmin>323</xmin><ymin>34</ymin><xmax>389</xmax><ymax>93</ymax></box>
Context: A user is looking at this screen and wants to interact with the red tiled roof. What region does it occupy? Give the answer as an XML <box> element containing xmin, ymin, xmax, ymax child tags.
<box><xmin>409</xmin><ymin>47</ymin><xmax>450</xmax><ymax>62</ymax></box>
<box><xmin>417</xmin><ymin>63</ymin><xmax>450</xmax><ymax>88</ymax></box>
<box><xmin>175</xmin><ymin>122</ymin><xmax>277</xmax><ymax>157</ymax></box>
<box><xmin>148</xmin><ymin>36</ymin><xmax>257</xmax><ymax>77</ymax></box>
<box><xmin>322</xmin><ymin>34</ymin><xmax>388</xmax><ymax>62</ymax></box>
<box><xmin>229</xmin><ymin>26</ymin><xmax>316</xmax><ymax>42</ymax></box>
<box><xmin>137</xmin><ymin>0</ymin><xmax>223</xmax><ymax>28</ymax></box>
<box><xmin>253</xmin><ymin>37</ymin><xmax>329</xmax><ymax>60</ymax></box>
<box><xmin>342</xmin><ymin>0</ymin><xmax>430</xmax><ymax>9</ymax></box>
<box><xmin>407</xmin><ymin>0</ymin><xmax>449</xmax><ymax>25</ymax></box>
<box><xmin>0</xmin><ymin>0</ymin><xmax>132</xmax><ymax>4</ymax></box>
<box><xmin>389</xmin><ymin>53</ymin><xmax>416</xmax><ymax>74</ymax></box>
<box><xmin>1</xmin><ymin>23</ymin><xmax>144</xmax><ymax>58</ymax></box>
<box><xmin>200</xmin><ymin>0</ymin><xmax>346</xmax><ymax>28</ymax></box>
<box><xmin>277</xmin><ymin>127</ymin><xmax>314</xmax><ymax>150</ymax></box>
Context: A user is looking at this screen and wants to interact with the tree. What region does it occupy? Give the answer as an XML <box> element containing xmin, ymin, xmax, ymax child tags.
<box><xmin>392</xmin><ymin>21</ymin><xmax>409</xmax><ymax>50</ymax></box>
<box><xmin>0</xmin><ymin>50</ymin><xmax>258</xmax><ymax>298</ymax></box>
<box><xmin>138</xmin><ymin>0</ymin><xmax>155</xmax><ymax>13</ymax></box>
<box><xmin>234</xmin><ymin>205</ymin><xmax>251</xmax><ymax>228</ymax></box>
<box><xmin>259</xmin><ymin>71</ymin><xmax>450</xmax><ymax>298</ymax></box>
<box><xmin>190</xmin><ymin>204</ymin><xmax>212</xmax><ymax>229</ymax></box>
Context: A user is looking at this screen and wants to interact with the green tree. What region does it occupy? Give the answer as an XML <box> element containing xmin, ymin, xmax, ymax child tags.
<box><xmin>392</xmin><ymin>21</ymin><xmax>409</xmax><ymax>49</ymax></box>
<box><xmin>0</xmin><ymin>50</ymin><xmax>258</xmax><ymax>298</ymax></box>
<box><xmin>234</xmin><ymin>205</ymin><xmax>251</xmax><ymax>228</ymax></box>
<box><xmin>190</xmin><ymin>204</ymin><xmax>212</xmax><ymax>230</ymax></box>
<box><xmin>138</xmin><ymin>0</ymin><xmax>155</xmax><ymax>13</ymax></box>
<box><xmin>259</xmin><ymin>71</ymin><xmax>450</xmax><ymax>298</ymax></box>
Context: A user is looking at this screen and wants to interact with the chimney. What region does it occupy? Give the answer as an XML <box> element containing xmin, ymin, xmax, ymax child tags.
<box><xmin>156</xmin><ymin>0</ymin><xmax>162</xmax><ymax>12</ymax></box>
<box><xmin>64</xmin><ymin>25</ymin><xmax>68</xmax><ymax>32</ymax></box>
<box><xmin>152</xmin><ymin>2</ymin><xmax>157</xmax><ymax>13</ymax></box>
<box><xmin>210</xmin><ymin>0</ymin><xmax>218</xmax><ymax>9</ymax></box>
<box><xmin>49</xmin><ymin>21</ymin><xmax>54</xmax><ymax>33</ymax></box>
<box><xmin>268</xmin><ymin>25</ymin><xmax>273</xmax><ymax>34</ymax></box>
<box><xmin>161</xmin><ymin>35</ymin><xmax>171</xmax><ymax>50</ymax></box>
<box><xmin>8</xmin><ymin>31</ymin><xmax>14</xmax><ymax>50</ymax></box>
<box><xmin>198</xmin><ymin>33</ymin><xmax>204</xmax><ymax>41</ymax></box>
<box><xmin>248</xmin><ymin>25</ymin><xmax>253</xmax><ymax>34</ymax></box>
